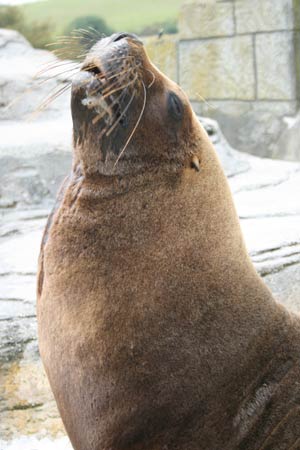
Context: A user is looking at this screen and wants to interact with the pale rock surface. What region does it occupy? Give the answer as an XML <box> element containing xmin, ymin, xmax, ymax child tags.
<box><xmin>235</xmin><ymin>0</ymin><xmax>296</xmax><ymax>33</ymax></box>
<box><xmin>179</xmin><ymin>36</ymin><xmax>255</xmax><ymax>100</ymax></box>
<box><xmin>179</xmin><ymin>0</ymin><xmax>235</xmax><ymax>39</ymax></box>
<box><xmin>256</xmin><ymin>32</ymin><xmax>296</xmax><ymax>100</ymax></box>
<box><xmin>274</xmin><ymin>111</ymin><xmax>300</xmax><ymax>160</ymax></box>
<box><xmin>0</xmin><ymin>29</ymin><xmax>73</xmax><ymax>207</ymax></box>
<box><xmin>0</xmin><ymin>29</ymin><xmax>74</xmax><ymax>120</ymax></box>
<box><xmin>143</xmin><ymin>35</ymin><xmax>178</xmax><ymax>83</ymax></box>
<box><xmin>194</xmin><ymin>100</ymin><xmax>299</xmax><ymax>159</ymax></box>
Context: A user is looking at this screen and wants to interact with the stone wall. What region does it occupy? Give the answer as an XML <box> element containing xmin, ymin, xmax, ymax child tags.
<box><xmin>144</xmin><ymin>0</ymin><xmax>300</xmax><ymax>159</ymax></box>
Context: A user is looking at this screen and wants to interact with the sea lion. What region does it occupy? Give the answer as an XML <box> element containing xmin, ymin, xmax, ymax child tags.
<box><xmin>37</xmin><ymin>32</ymin><xmax>300</xmax><ymax>450</ymax></box>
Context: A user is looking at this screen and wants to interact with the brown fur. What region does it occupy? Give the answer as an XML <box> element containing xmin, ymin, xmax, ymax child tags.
<box><xmin>37</xmin><ymin>34</ymin><xmax>300</xmax><ymax>450</ymax></box>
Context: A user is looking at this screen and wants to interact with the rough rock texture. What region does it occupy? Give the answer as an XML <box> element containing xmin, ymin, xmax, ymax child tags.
<box><xmin>143</xmin><ymin>35</ymin><xmax>178</xmax><ymax>83</ymax></box>
<box><xmin>235</xmin><ymin>0</ymin><xmax>297</xmax><ymax>33</ymax></box>
<box><xmin>0</xmin><ymin>119</ymin><xmax>72</xmax><ymax>207</ymax></box>
<box><xmin>179</xmin><ymin>36</ymin><xmax>255</xmax><ymax>100</ymax></box>
<box><xmin>176</xmin><ymin>0</ymin><xmax>300</xmax><ymax>160</ymax></box>
<box><xmin>199</xmin><ymin>116</ymin><xmax>250</xmax><ymax>177</ymax></box>
<box><xmin>274</xmin><ymin>112</ymin><xmax>300</xmax><ymax>160</ymax></box>
<box><xmin>193</xmin><ymin>100</ymin><xmax>299</xmax><ymax>160</ymax></box>
<box><xmin>142</xmin><ymin>4</ymin><xmax>300</xmax><ymax>160</ymax></box>
<box><xmin>178</xmin><ymin>1</ymin><xmax>235</xmax><ymax>39</ymax></box>
<box><xmin>0</xmin><ymin>29</ymin><xmax>74</xmax><ymax>120</ymax></box>
<box><xmin>0</xmin><ymin>29</ymin><xmax>73</xmax><ymax>207</ymax></box>
<box><xmin>256</xmin><ymin>31</ymin><xmax>297</xmax><ymax>100</ymax></box>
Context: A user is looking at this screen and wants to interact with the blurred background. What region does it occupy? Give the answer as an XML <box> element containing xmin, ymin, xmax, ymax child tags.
<box><xmin>0</xmin><ymin>1</ymin><xmax>299</xmax><ymax>449</ymax></box>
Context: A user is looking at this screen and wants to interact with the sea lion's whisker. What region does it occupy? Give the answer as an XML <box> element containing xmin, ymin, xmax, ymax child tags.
<box><xmin>36</xmin><ymin>74</ymin><xmax>79</xmax><ymax>90</ymax></box>
<box><xmin>146</xmin><ymin>69</ymin><xmax>156</xmax><ymax>88</ymax></box>
<box><xmin>3</xmin><ymin>75</ymin><xmax>72</xmax><ymax>114</ymax></box>
<box><xmin>88</xmin><ymin>74</ymin><xmax>131</xmax><ymax>103</ymax></box>
<box><xmin>101</xmin><ymin>71</ymin><xmax>132</xmax><ymax>96</ymax></box>
<box><xmin>91</xmin><ymin>89</ymin><xmax>128</xmax><ymax>125</ymax></box>
<box><xmin>36</xmin><ymin>66</ymin><xmax>81</xmax><ymax>82</ymax></box>
<box><xmin>71</xmin><ymin>27</ymin><xmax>105</xmax><ymax>42</ymax></box>
<box><xmin>85</xmin><ymin>65</ymin><xmax>131</xmax><ymax>87</ymax></box>
<box><xmin>103</xmin><ymin>75</ymin><xmax>138</xmax><ymax>99</ymax></box>
<box><xmin>4</xmin><ymin>86</ymin><xmax>34</xmax><ymax>112</ymax></box>
<box><xmin>106</xmin><ymin>89</ymin><xmax>136</xmax><ymax>137</ymax></box>
<box><xmin>106</xmin><ymin>67</ymin><xmax>132</xmax><ymax>81</ymax></box>
<box><xmin>46</xmin><ymin>38</ymin><xmax>91</xmax><ymax>52</ymax></box>
<box><xmin>36</xmin><ymin>60</ymin><xmax>81</xmax><ymax>76</ymax></box>
<box><xmin>45</xmin><ymin>36</ymin><xmax>85</xmax><ymax>47</ymax></box>
<box><xmin>195</xmin><ymin>92</ymin><xmax>217</xmax><ymax>110</ymax></box>
<box><xmin>87</xmin><ymin>26</ymin><xmax>105</xmax><ymax>38</ymax></box>
<box><xmin>92</xmin><ymin>109</ymin><xmax>109</xmax><ymax>125</ymax></box>
<box><xmin>72</xmin><ymin>28</ymin><xmax>100</xmax><ymax>39</ymax></box>
<box><xmin>46</xmin><ymin>39</ymin><xmax>84</xmax><ymax>49</ymax></box>
<box><xmin>37</xmin><ymin>65</ymin><xmax>81</xmax><ymax>78</ymax></box>
<box><xmin>113</xmin><ymin>80</ymin><xmax>146</xmax><ymax>168</ymax></box>
<box><xmin>30</xmin><ymin>83</ymin><xmax>72</xmax><ymax>120</ymax></box>
<box><xmin>37</xmin><ymin>83</ymin><xmax>71</xmax><ymax>109</ymax></box>
<box><xmin>36</xmin><ymin>57</ymin><xmax>86</xmax><ymax>78</ymax></box>
<box><xmin>49</xmin><ymin>51</ymin><xmax>88</xmax><ymax>63</ymax></box>
<box><xmin>288</xmin><ymin>437</ymin><xmax>300</xmax><ymax>450</ymax></box>
<box><xmin>104</xmin><ymin>55</ymin><xmax>135</xmax><ymax>64</ymax></box>
<box><xmin>54</xmin><ymin>49</ymin><xmax>89</xmax><ymax>59</ymax></box>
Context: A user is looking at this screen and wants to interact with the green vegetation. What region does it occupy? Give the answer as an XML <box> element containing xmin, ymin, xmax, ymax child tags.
<box><xmin>140</xmin><ymin>19</ymin><xmax>178</xmax><ymax>36</ymax></box>
<box><xmin>20</xmin><ymin>0</ymin><xmax>182</xmax><ymax>37</ymax></box>
<box><xmin>65</xmin><ymin>15</ymin><xmax>114</xmax><ymax>38</ymax></box>
<box><xmin>64</xmin><ymin>15</ymin><xmax>115</xmax><ymax>53</ymax></box>
<box><xmin>60</xmin><ymin>15</ymin><xmax>116</xmax><ymax>58</ymax></box>
<box><xmin>0</xmin><ymin>6</ymin><xmax>53</xmax><ymax>48</ymax></box>
<box><xmin>0</xmin><ymin>5</ymin><xmax>23</xmax><ymax>28</ymax></box>
<box><xmin>0</xmin><ymin>0</ymin><xmax>181</xmax><ymax>50</ymax></box>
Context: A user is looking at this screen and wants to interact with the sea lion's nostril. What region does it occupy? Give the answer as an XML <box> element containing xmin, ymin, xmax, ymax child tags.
<box><xmin>112</xmin><ymin>32</ymin><xmax>143</xmax><ymax>45</ymax></box>
<box><xmin>82</xmin><ymin>64</ymin><xmax>102</xmax><ymax>76</ymax></box>
<box><xmin>87</xmin><ymin>66</ymin><xmax>101</xmax><ymax>76</ymax></box>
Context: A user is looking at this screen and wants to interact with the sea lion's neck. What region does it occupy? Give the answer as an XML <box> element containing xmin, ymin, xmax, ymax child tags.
<box><xmin>68</xmin><ymin>132</ymin><xmax>292</xmax><ymax>350</ymax></box>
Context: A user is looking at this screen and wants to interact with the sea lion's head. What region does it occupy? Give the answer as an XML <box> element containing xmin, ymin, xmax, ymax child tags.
<box><xmin>71</xmin><ymin>32</ymin><xmax>202</xmax><ymax>177</ymax></box>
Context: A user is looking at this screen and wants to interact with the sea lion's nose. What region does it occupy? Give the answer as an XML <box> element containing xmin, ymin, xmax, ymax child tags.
<box><xmin>111</xmin><ymin>32</ymin><xmax>143</xmax><ymax>45</ymax></box>
<box><xmin>72</xmin><ymin>70</ymin><xmax>94</xmax><ymax>93</ymax></box>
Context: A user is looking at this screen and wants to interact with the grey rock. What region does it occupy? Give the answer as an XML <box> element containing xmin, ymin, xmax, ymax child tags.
<box><xmin>256</xmin><ymin>32</ymin><xmax>297</xmax><ymax>101</ymax></box>
<box><xmin>235</xmin><ymin>0</ymin><xmax>296</xmax><ymax>33</ymax></box>
<box><xmin>0</xmin><ymin>316</ymin><xmax>37</xmax><ymax>363</ymax></box>
<box><xmin>0</xmin><ymin>122</ymin><xmax>72</xmax><ymax>206</ymax></box>
<box><xmin>193</xmin><ymin>100</ymin><xmax>299</xmax><ymax>159</ymax></box>
<box><xmin>0</xmin><ymin>29</ymin><xmax>73</xmax><ymax>120</ymax></box>
<box><xmin>179</xmin><ymin>1</ymin><xmax>235</xmax><ymax>39</ymax></box>
<box><xmin>179</xmin><ymin>36</ymin><xmax>255</xmax><ymax>101</ymax></box>
<box><xmin>198</xmin><ymin>116</ymin><xmax>250</xmax><ymax>177</ymax></box>
<box><xmin>0</xmin><ymin>29</ymin><xmax>73</xmax><ymax>206</ymax></box>
<box><xmin>274</xmin><ymin>112</ymin><xmax>300</xmax><ymax>160</ymax></box>
<box><xmin>264</xmin><ymin>263</ymin><xmax>300</xmax><ymax>314</ymax></box>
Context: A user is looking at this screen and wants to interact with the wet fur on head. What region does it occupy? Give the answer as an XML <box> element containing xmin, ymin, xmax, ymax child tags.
<box><xmin>71</xmin><ymin>36</ymin><xmax>199</xmax><ymax>177</ymax></box>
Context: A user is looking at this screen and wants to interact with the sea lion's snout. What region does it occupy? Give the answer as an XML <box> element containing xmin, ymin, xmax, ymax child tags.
<box><xmin>70</xmin><ymin>33</ymin><xmax>148</xmax><ymax>170</ymax></box>
<box><xmin>70</xmin><ymin>31</ymin><xmax>196</xmax><ymax>176</ymax></box>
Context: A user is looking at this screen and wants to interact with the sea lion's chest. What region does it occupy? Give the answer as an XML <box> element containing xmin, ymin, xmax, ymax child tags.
<box><xmin>38</xmin><ymin>200</ymin><xmax>210</xmax><ymax>448</ymax></box>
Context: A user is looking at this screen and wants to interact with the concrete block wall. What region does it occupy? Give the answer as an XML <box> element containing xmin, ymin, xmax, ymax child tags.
<box><xmin>144</xmin><ymin>0</ymin><xmax>300</xmax><ymax>160</ymax></box>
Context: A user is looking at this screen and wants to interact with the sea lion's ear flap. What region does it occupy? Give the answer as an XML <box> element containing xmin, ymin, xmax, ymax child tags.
<box><xmin>167</xmin><ymin>92</ymin><xmax>184</xmax><ymax>121</ymax></box>
<box><xmin>191</xmin><ymin>155</ymin><xmax>201</xmax><ymax>172</ymax></box>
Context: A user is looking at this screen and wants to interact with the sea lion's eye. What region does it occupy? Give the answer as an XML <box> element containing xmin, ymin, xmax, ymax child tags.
<box><xmin>167</xmin><ymin>92</ymin><xmax>183</xmax><ymax>121</ymax></box>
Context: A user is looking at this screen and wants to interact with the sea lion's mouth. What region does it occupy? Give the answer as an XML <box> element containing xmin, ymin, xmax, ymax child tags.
<box><xmin>71</xmin><ymin>33</ymin><xmax>145</xmax><ymax>167</ymax></box>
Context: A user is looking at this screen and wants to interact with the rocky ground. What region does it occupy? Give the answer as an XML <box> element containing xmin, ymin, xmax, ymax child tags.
<box><xmin>0</xmin><ymin>29</ymin><xmax>299</xmax><ymax>449</ymax></box>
